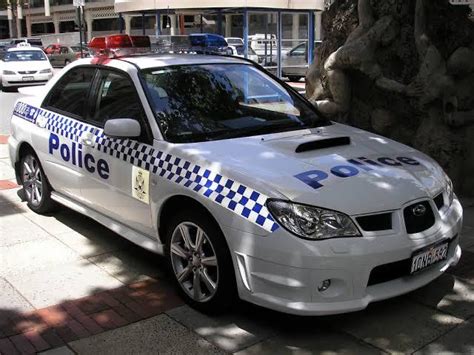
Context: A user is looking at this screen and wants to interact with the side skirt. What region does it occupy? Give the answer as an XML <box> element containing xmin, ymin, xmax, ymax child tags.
<box><xmin>51</xmin><ymin>192</ymin><xmax>164</xmax><ymax>255</ymax></box>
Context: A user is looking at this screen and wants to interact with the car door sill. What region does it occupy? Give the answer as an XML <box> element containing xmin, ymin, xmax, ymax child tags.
<box><xmin>51</xmin><ymin>191</ymin><xmax>163</xmax><ymax>254</ymax></box>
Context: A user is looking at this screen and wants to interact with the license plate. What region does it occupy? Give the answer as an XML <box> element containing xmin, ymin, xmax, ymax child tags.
<box><xmin>410</xmin><ymin>242</ymin><xmax>449</xmax><ymax>274</ymax></box>
<box><xmin>22</xmin><ymin>76</ymin><xmax>34</xmax><ymax>81</ymax></box>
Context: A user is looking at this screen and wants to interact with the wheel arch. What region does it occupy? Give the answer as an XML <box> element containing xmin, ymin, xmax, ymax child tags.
<box><xmin>157</xmin><ymin>195</ymin><xmax>224</xmax><ymax>246</ymax></box>
<box><xmin>14</xmin><ymin>141</ymin><xmax>36</xmax><ymax>184</ymax></box>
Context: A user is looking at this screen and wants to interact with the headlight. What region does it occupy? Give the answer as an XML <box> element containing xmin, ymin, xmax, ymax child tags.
<box><xmin>444</xmin><ymin>173</ymin><xmax>454</xmax><ymax>207</ymax></box>
<box><xmin>39</xmin><ymin>68</ymin><xmax>52</xmax><ymax>74</ymax></box>
<box><xmin>3</xmin><ymin>70</ymin><xmax>15</xmax><ymax>75</ymax></box>
<box><xmin>267</xmin><ymin>200</ymin><xmax>361</xmax><ymax>240</ymax></box>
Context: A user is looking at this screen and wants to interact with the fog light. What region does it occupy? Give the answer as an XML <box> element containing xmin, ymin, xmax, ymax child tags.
<box><xmin>318</xmin><ymin>279</ymin><xmax>331</xmax><ymax>292</ymax></box>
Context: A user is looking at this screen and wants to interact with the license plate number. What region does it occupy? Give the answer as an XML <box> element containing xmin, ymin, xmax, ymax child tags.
<box><xmin>22</xmin><ymin>76</ymin><xmax>34</xmax><ymax>81</ymax></box>
<box><xmin>410</xmin><ymin>242</ymin><xmax>449</xmax><ymax>274</ymax></box>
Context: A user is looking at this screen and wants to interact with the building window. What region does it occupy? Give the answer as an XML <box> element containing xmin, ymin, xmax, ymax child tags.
<box><xmin>130</xmin><ymin>16</ymin><xmax>156</xmax><ymax>30</ymax></box>
<box><xmin>92</xmin><ymin>18</ymin><xmax>119</xmax><ymax>32</ymax></box>
<box><xmin>31</xmin><ymin>22</ymin><xmax>55</xmax><ymax>35</ymax></box>
<box><xmin>59</xmin><ymin>21</ymin><xmax>76</xmax><ymax>33</ymax></box>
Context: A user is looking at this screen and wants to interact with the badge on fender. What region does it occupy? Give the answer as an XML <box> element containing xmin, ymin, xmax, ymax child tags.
<box><xmin>132</xmin><ymin>166</ymin><xmax>150</xmax><ymax>204</ymax></box>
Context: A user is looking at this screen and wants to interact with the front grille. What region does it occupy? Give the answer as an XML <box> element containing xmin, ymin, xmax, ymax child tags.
<box><xmin>368</xmin><ymin>237</ymin><xmax>455</xmax><ymax>286</ymax></box>
<box><xmin>18</xmin><ymin>70</ymin><xmax>37</xmax><ymax>74</ymax></box>
<box><xmin>7</xmin><ymin>80</ymin><xmax>47</xmax><ymax>84</ymax></box>
<box><xmin>367</xmin><ymin>258</ymin><xmax>411</xmax><ymax>286</ymax></box>
<box><xmin>356</xmin><ymin>213</ymin><xmax>392</xmax><ymax>231</ymax></box>
<box><xmin>403</xmin><ymin>201</ymin><xmax>435</xmax><ymax>233</ymax></box>
<box><xmin>434</xmin><ymin>193</ymin><xmax>444</xmax><ymax>210</ymax></box>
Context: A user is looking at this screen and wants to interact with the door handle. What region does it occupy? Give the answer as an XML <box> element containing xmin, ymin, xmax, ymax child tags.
<box><xmin>80</xmin><ymin>137</ymin><xmax>94</xmax><ymax>147</ymax></box>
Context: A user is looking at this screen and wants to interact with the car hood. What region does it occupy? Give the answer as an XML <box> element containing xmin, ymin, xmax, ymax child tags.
<box><xmin>175</xmin><ymin>123</ymin><xmax>446</xmax><ymax>216</ymax></box>
<box><xmin>2</xmin><ymin>60</ymin><xmax>51</xmax><ymax>72</ymax></box>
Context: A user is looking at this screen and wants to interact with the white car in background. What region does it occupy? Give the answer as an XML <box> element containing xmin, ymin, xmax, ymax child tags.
<box><xmin>228</xmin><ymin>45</ymin><xmax>261</xmax><ymax>63</ymax></box>
<box><xmin>225</xmin><ymin>37</ymin><xmax>244</xmax><ymax>46</ymax></box>
<box><xmin>0</xmin><ymin>43</ymin><xmax>53</xmax><ymax>91</ymax></box>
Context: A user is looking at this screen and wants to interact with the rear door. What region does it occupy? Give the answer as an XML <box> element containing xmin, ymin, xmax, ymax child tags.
<box><xmin>79</xmin><ymin>67</ymin><xmax>154</xmax><ymax>235</ymax></box>
<box><xmin>39</xmin><ymin>66</ymin><xmax>97</xmax><ymax>200</ymax></box>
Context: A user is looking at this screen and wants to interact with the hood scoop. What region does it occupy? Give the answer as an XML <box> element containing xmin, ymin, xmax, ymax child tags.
<box><xmin>295</xmin><ymin>136</ymin><xmax>351</xmax><ymax>153</ymax></box>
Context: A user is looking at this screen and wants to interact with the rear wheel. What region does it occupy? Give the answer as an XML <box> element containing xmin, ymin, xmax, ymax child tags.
<box><xmin>64</xmin><ymin>59</ymin><xmax>71</xmax><ymax>66</ymax></box>
<box><xmin>20</xmin><ymin>152</ymin><xmax>56</xmax><ymax>213</ymax></box>
<box><xmin>165</xmin><ymin>209</ymin><xmax>236</xmax><ymax>314</ymax></box>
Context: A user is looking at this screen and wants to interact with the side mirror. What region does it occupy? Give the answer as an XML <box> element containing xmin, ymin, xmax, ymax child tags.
<box><xmin>104</xmin><ymin>118</ymin><xmax>141</xmax><ymax>138</ymax></box>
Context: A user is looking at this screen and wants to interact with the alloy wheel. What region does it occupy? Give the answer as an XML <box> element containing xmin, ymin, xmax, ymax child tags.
<box><xmin>22</xmin><ymin>155</ymin><xmax>43</xmax><ymax>207</ymax></box>
<box><xmin>170</xmin><ymin>222</ymin><xmax>219</xmax><ymax>302</ymax></box>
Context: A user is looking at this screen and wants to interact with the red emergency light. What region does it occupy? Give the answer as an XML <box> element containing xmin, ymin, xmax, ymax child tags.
<box><xmin>88</xmin><ymin>34</ymin><xmax>151</xmax><ymax>61</ymax></box>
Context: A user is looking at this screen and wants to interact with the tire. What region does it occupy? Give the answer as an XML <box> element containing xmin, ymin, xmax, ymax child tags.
<box><xmin>288</xmin><ymin>76</ymin><xmax>303</xmax><ymax>82</ymax></box>
<box><xmin>165</xmin><ymin>209</ymin><xmax>236</xmax><ymax>314</ymax></box>
<box><xmin>20</xmin><ymin>151</ymin><xmax>56</xmax><ymax>214</ymax></box>
<box><xmin>64</xmin><ymin>59</ymin><xmax>70</xmax><ymax>66</ymax></box>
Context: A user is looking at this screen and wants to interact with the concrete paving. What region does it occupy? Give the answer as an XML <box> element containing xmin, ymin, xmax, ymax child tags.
<box><xmin>66</xmin><ymin>315</ymin><xmax>225</xmax><ymax>355</ymax></box>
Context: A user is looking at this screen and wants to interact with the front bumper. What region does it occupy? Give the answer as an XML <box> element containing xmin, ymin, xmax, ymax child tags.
<box><xmin>226</xmin><ymin>197</ymin><xmax>463</xmax><ymax>315</ymax></box>
<box><xmin>2</xmin><ymin>73</ymin><xmax>52</xmax><ymax>87</ymax></box>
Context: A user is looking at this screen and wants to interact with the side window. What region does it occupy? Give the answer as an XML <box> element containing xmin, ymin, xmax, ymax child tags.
<box><xmin>44</xmin><ymin>67</ymin><xmax>96</xmax><ymax>119</ymax></box>
<box><xmin>91</xmin><ymin>69</ymin><xmax>150</xmax><ymax>143</ymax></box>
<box><xmin>60</xmin><ymin>47</ymin><xmax>69</xmax><ymax>54</ymax></box>
<box><xmin>291</xmin><ymin>44</ymin><xmax>306</xmax><ymax>56</ymax></box>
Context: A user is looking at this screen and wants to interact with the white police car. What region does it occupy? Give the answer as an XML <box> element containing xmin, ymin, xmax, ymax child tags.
<box><xmin>1</xmin><ymin>43</ymin><xmax>53</xmax><ymax>91</ymax></box>
<box><xmin>8</xmin><ymin>35</ymin><xmax>463</xmax><ymax>315</ymax></box>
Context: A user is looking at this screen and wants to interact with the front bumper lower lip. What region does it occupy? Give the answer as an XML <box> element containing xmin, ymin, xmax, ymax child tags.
<box><xmin>239</xmin><ymin>244</ymin><xmax>461</xmax><ymax>316</ymax></box>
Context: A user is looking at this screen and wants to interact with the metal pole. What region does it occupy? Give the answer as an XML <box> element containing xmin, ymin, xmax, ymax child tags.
<box><xmin>277</xmin><ymin>10</ymin><xmax>282</xmax><ymax>78</ymax></box>
<box><xmin>217</xmin><ymin>9</ymin><xmax>222</xmax><ymax>35</ymax></box>
<box><xmin>142</xmin><ymin>12</ymin><xmax>146</xmax><ymax>35</ymax></box>
<box><xmin>308</xmin><ymin>10</ymin><xmax>314</xmax><ymax>65</ymax></box>
<box><xmin>78</xmin><ymin>6</ymin><xmax>84</xmax><ymax>58</ymax></box>
<box><xmin>119</xmin><ymin>13</ymin><xmax>123</xmax><ymax>34</ymax></box>
<box><xmin>155</xmin><ymin>10</ymin><xmax>161</xmax><ymax>37</ymax></box>
<box><xmin>243</xmin><ymin>8</ymin><xmax>248</xmax><ymax>59</ymax></box>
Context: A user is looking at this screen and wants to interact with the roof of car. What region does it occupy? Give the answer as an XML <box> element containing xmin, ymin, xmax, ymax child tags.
<box><xmin>119</xmin><ymin>53</ymin><xmax>250</xmax><ymax>69</ymax></box>
<box><xmin>7</xmin><ymin>45</ymin><xmax>43</xmax><ymax>52</ymax></box>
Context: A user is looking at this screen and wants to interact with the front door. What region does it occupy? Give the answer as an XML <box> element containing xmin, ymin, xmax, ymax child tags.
<box><xmin>79</xmin><ymin>68</ymin><xmax>154</xmax><ymax>236</ymax></box>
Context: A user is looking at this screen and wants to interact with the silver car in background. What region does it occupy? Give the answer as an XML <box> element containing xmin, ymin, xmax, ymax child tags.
<box><xmin>282</xmin><ymin>40</ymin><xmax>322</xmax><ymax>82</ymax></box>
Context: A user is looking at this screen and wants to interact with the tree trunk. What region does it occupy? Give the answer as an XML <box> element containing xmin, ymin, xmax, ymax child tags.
<box><xmin>306</xmin><ymin>0</ymin><xmax>474</xmax><ymax>196</ymax></box>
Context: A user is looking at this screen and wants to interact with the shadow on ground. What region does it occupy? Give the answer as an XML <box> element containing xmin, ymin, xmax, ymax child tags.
<box><xmin>1</xmin><ymin>188</ymin><xmax>473</xmax><ymax>354</ymax></box>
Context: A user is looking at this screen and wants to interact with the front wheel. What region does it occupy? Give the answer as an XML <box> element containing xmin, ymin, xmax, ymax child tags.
<box><xmin>20</xmin><ymin>152</ymin><xmax>56</xmax><ymax>213</ymax></box>
<box><xmin>165</xmin><ymin>209</ymin><xmax>236</xmax><ymax>314</ymax></box>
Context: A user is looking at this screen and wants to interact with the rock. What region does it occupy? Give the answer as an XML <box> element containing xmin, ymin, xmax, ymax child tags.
<box><xmin>307</xmin><ymin>0</ymin><xmax>474</xmax><ymax>196</ymax></box>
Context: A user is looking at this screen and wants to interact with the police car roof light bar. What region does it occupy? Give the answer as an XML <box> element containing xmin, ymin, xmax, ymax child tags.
<box><xmin>88</xmin><ymin>34</ymin><xmax>151</xmax><ymax>59</ymax></box>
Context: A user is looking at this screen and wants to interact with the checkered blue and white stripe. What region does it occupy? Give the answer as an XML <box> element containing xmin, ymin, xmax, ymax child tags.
<box><xmin>13</xmin><ymin>103</ymin><xmax>280</xmax><ymax>232</ymax></box>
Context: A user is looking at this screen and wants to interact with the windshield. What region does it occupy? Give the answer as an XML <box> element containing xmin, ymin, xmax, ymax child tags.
<box><xmin>4</xmin><ymin>50</ymin><xmax>47</xmax><ymax>62</ymax></box>
<box><xmin>142</xmin><ymin>63</ymin><xmax>330</xmax><ymax>143</ymax></box>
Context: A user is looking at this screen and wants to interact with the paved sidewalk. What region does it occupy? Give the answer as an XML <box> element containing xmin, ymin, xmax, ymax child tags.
<box><xmin>1</xmin><ymin>136</ymin><xmax>474</xmax><ymax>354</ymax></box>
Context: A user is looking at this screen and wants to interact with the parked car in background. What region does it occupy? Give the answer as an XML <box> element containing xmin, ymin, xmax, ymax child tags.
<box><xmin>229</xmin><ymin>45</ymin><xmax>261</xmax><ymax>63</ymax></box>
<box><xmin>225</xmin><ymin>37</ymin><xmax>244</xmax><ymax>46</ymax></box>
<box><xmin>282</xmin><ymin>40</ymin><xmax>322</xmax><ymax>82</ymax></box>
<box><xmin>0</xmin><ymin>41</ymin><xmax>9</xmax><ymax>60</ymax></box>
<box><xmin>248</xmin><ymin>34</ymin><xmax>280</xmax><ymax>65</ymax></box>
<box><xmin>6</xmin><ymin>37</ymin><xmax>43</xmax><ymax>50</ymax></box>
<box><xmin>46</xmin><ymin>45</ymin><xmax>91</xmax><ymax>67</ymax></box>
<box><xmin>189</xmin><ymin>33</ymin><xmax>232</xmax><ymax>55</ymax></box>
<box><xmin>0</xmin><ymin>43</ymin><xmax>53</xmax><ymax>91</ymax></box>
